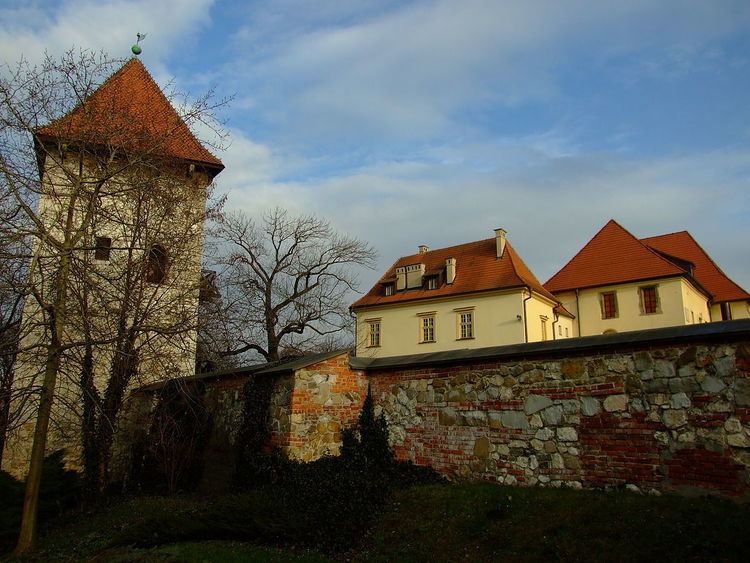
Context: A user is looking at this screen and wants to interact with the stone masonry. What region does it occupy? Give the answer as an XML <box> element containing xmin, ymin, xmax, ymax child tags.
<box><xmin>367</xmin><ymin>333</ymin><xmax>750</xmax><ymax>498</ymax></box>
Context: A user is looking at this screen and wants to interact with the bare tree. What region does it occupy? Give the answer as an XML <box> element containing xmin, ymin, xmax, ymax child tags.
<box><xmin>211</xmin><ymin>208</ymin><xmax>376</xmax><ymax>363</ymax></box>
<box><xmin>0</xmin><ymin>50</ymin><xmax>225</xmax><ymax>553</ymax></box>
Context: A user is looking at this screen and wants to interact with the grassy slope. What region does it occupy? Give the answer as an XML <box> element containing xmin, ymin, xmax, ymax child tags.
<box><xmin>7</xmin><ymin>483</ymin><xmax>750</xmax><ymax>562</ymax></box>
<box><xmin>364</xmin><ymin>483</ymin><xmax>750</xmax><ymax>562</ymax></box>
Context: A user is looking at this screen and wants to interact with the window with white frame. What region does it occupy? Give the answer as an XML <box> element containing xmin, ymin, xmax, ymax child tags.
<box><xmin>367</xmin><ymin>320</ymin><xmax>381</xmax><ymax>347</ymax></box>
<box><xmin>540</xmin><ymin>315</ymin><xmax>548</xmax><ymax>341</ymax></box>
<box><xmin>458</xmin><ymin>311</ymin><xmax>474</xmax><ymax>339</ymax></box>
<box><xmin>420</xmin><ymin>314</ymin><xmax>436</xmax><ymax>343</ymax></box>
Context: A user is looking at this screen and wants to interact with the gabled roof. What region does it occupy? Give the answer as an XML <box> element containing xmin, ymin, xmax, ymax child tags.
<box><xmin>642</xmin><ymin>231</ymin><xmax>750</xmax><ymax>304</ymax></box>
<box><xmin>544</xmin><ymin>220</ymin><xmax>687</xmax><ymax>293</ymax></box>
<box><xmin>37</xmin><ymin>58</ymin><xmax>223</xmax><ymax>170</ymax></box>
<box><xmin>351</xmin><ymin>237</ymin><xmax>556</xmax><ymax>309</ymax></box>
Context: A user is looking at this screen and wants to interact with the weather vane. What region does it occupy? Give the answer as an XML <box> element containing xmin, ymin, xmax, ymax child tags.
<box><xmin>131</xmin><ymin>33</ymin><xmax>147</xmax><ymax>56</ymax></box>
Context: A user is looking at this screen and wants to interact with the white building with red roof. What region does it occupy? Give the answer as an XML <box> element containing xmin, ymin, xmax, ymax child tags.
<box><xmin>545</xmin><ymin>220</ymin><xmax>750</xmax><ymax>337</ymax></box>
<box><xmin>351</xmin><ymin>228</ymin><xmax>574</xmax><ymax>358</ymax></box>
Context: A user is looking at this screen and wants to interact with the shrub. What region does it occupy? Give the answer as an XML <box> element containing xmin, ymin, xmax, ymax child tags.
<box><xmin>0</xmin><ymin>450</ymin><xmax>81</xmax><ymax>553</ymax></box>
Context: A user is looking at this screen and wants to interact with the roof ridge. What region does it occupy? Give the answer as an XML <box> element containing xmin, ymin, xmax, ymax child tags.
<box><xmin>506</xmin><ymin>242</ymin><xmax>557</xmax><ymax>301</ymax></box>
<box><xmin>396</xmin><ymin>236</ymin><xmax>493</xmax><ymax>261</ymax></box>
<box><xmin>645</xmin><ymin>230</ymin><xmax>749</xmax><ymax>301</ymax></box>
<box><xmin>131</xmin><ymin>59</ymin><xmax>223</xmax><ymax>166</ymax></box>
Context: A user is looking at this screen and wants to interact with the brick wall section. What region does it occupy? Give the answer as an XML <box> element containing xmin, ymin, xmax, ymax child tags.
<box><xmin>287</xmin><ymin>355</ymin><xmax>367</xmax><ymax>461</ymax></box>
<box><xmin>367</xmin><ymin>341</ymin><xmax>750</xmax><ymax>497</ymax></box>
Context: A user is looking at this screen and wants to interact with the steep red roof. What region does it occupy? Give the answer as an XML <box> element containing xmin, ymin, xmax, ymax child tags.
<box><xmin>351</xmin><ymin>237</ymin><xmax>556</xmax><ymax>309</ymax></box>
<box><xmin>642</xmin><ymin>231</ymin><xmax>750</xmax><ymax>303</ymax></box>
<box><xmin>37</xmin><ymin>58</ymin><xmax>223</xmax><ymax>170</ymax></box>
<box><xmin>544</xmin><ymin>220</ymin><xmax>687</xmax><ymax>293</ymax></box>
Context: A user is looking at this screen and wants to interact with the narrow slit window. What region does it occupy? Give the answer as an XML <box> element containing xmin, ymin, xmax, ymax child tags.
<box><xmin>94</xmin><ymin>236</ymin><xmax>112</xmax><ymax>261</ymax></box>
<box><xmin>146</xmin><ymin>244</ymin><xmax>169</xmax><ymax>284</ymax></box>
<box><xmin>421</xmin><ymin>315</ymin><xmax>435</xmax><ymax>343</ymax></box>
<box><xmin>459</xmin><ymin>311</ymin><xmax>474</xmax><ymax>339</ymax></box>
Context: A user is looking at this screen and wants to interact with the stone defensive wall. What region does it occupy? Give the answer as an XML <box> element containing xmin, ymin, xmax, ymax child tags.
<box><xmin>118</xmin><ymin>320</ymin><xmax>750</xmax><ymax>498</ymax></box>
<box><xmin>116</xmin><ymin>350</ymin><xmax>366</xmax><ymax>487</ymax></box>
<box><xmin>353</xmin><ymin>319</ymin><xmax>750</xmax><ymax>498</ymax></box>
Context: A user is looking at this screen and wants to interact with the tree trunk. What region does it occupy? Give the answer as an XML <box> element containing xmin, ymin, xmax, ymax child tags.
<box><xmin>13</xmin><ymin>333</ymin><xmax>62</xmax><ymax>555</ymax></box>
<box><xmin>80</xmin><ymin>343</ymin><xmax>99</xmax><ymax>498</ymax></box>
<box><xmin>15</xmin><ymin>245</ymin><xmax>72</xmax><ymax>555</ymax></box>
<box><xmin>94</xmin><ymin>336</ymin><xmax>137</xmax><ymax>492</ymax></box>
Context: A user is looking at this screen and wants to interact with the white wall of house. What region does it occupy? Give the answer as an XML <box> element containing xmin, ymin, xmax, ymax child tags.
<box><xmin>355</xmin><ymin>289</ymin><xmax>561</xmax><ymax>358</ymax></box>
<box><xmin>555</xmin><ymin>277</ymin><xmax>710</xmax><ymax>336</ymax></box>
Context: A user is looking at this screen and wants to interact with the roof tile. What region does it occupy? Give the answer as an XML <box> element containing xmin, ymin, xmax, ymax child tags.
<box><xmin>351</xmin><ymin>237</ymin><xmax>555</xmax><ymax>309</ymax></box>
<box><xmin>37</xmin><ymin>58</ymin><xmax>223</xmax><ymax>169</ymax></box>
<box><xmin>642</xmin><ymin>231</ymin><xmax>750</xmax><ymax>303</ymax></box>
<box><xmin>544</xmin><ymin>220</ymin><xmax>687</xmax><ymax>293</ymax></box>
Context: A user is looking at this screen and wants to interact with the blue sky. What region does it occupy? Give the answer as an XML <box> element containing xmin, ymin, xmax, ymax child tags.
<box><xmin>2</xmin><ymin>0</ymin><xmax>749</xmax><ymax>293</ymax></box>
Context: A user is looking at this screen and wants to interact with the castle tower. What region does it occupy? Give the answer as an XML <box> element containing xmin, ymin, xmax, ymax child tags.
<box><xmin>1</xmin><ymin>59</ymin><xmax>224</xmax><ymax>477</ymax></box>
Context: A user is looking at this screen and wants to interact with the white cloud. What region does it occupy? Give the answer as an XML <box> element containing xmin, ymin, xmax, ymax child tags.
<box><xmin>221</xmin><ymin>143</ymin><xmax>750</xmax><ymax>293</ymax></box>
<box><xmin>0</xmin><ymin>0</ymin><xmax>215</xmax><ymax>69</ymax></box>
<box><xmin>223</xmin><ymin>0</ymin><xmax>750</xmax><ymax>141</ymax></box>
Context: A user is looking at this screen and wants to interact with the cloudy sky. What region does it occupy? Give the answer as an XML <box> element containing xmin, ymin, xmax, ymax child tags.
<box><xmin>2</xmin><ymin>0</ymin><xmax>749</xmax><ymax>293</ymax></box>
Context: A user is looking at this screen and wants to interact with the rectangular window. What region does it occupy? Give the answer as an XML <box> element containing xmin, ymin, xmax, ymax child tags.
<box><xmin>640</xmin><ymin>286</ymin><xmax>659</xmax><ymax>314</ymax></box>
<box><xmin>94</xmin><ymin>236</ymin><xmax>112</xmax><ymax>261</ymax></box>
<box><xmin>540</xmin><ymin>316</ymin><xmax>548</xmax><ymax>341</ymax></box>
<box><xmin>421</xmin><ymin>315</ymin><xmax>435</xmax><ymax>343</ymax></box>
<box><xmin>558</xmin><ymin>325</ymin><xmax>562</xmax><ymax>336</ymax></box>
<box><xmin>383</xmin><ymin>283</ymin><xmax>394</xmax><ymax>296</ymax></box>
<box><xmin>459</xmin><ymin>311</ymin><xmax>474</xmax><ymax>339</ymax></box>
<box><xmin>600</xmin><ymin>292</ymin><xmax>618</xmax><ymax>319</ymax></box>
<box><xmin>367</xmin><ymin>320</ymin><xmax>381</xmax><ymax>347</ymax></box>
<box><xmin>426</xmin><ymin>276</ymin><xmax>438</xmax><ymax>290</ymax></box>
<box><xmin>564</xmin><ymin>327</ymin><xmax>569</xmax><ymax>337</ymax></box>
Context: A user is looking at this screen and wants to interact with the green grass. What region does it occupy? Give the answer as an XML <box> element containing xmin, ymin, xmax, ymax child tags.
<box><xmin>6</xmin><ymin>483</ymin><xmax>750</xmax><ymax>562</ymax></box>
<box><xmin>364</xmin><ymin>483</ymin><xmax>750</xmax><ymax>562</ymax></box>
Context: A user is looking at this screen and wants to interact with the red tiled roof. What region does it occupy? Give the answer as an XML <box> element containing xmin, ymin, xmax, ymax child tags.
<box><xmin>351</xmin><ymin>237</ymin><xmax>556</xmax><ymax>309</ymax></box>
<box><xmin>642</xmin><ymin>231</ymin><xmax>750</xmax><ymax>303</ymax></box>
<box><xmin>37</xmin><ymin>58</ymin><xmax>223</xmax><ymax>169</ymax></box>
<box><xmin>544</xmin><ymin>220</ymin><xmax>687</xmax><ymax>294</ymax></box>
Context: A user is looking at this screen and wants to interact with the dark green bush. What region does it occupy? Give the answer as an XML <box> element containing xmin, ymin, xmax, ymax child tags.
<box><xmin>0</xmin><ymin>450</ymin><xmax>81</xmax><ymax>553</ymax></box>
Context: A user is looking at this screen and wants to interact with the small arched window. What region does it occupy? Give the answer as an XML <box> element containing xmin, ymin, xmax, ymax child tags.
<box><xmin>146</xmin><ymin>244</ymin><xmax>169</xmax><ymax>284</ymax></box>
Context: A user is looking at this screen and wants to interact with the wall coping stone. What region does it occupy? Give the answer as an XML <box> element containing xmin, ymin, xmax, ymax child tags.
<box><xmin>350</xmin><ymin>319</ymin><xmax>750</xmax><ymax>371</ymax></box>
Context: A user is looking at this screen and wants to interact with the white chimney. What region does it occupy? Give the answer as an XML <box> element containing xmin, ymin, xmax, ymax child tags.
<box><xmin>396</xmin><ymin>266</ymin><xmax>406</xmax><ymax>290</ymax></box>
<box><xmin>445</xmin><ymin>257</ymin><xmax>456</xmax><ymax>284</ymax></box>
<box><xmin>418</xmin><ymin>244</ymin><xmax>429</xmax><ymax>254</ymax></box>
<box><xmin>495</xmin><ymin>228</ymin><xmax>507</xmax><ymax>258</ymax></box>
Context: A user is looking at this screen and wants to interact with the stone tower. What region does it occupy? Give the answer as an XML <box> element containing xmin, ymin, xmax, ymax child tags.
<box><xmin>1</xmin><ymin>59</ymin><xmax>224</xmax><ymax>477</ymax></box>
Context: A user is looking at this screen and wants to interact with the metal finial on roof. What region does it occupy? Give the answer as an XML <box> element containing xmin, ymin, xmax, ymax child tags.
<box><xmin>131</xmin><ymin>32</ymin><xmax>147</xmax><ymax>56</ymax></box>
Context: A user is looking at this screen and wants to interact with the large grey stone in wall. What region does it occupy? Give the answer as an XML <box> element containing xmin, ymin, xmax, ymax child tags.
<box><xmin>662</xmin><ymin>410</ymin><xmax>688</xmax><ymax>429</ymax></box>
<box><xmin>701</xmin><ymin>376</ymin><xmax>726</xmax><ymax>394</ymax></box>
<box><xmin>541</xmin><ymin>405</ymin><xmax>563</xmax><ymax>426</ymax></box>
<box><xmin>654</xmin><ymin>360</ymin><xmax>676</xmax><ymax>379</ymax></box>
<box><xmin>634</xmin><ymin>351</ymin><xmax>654</xmax><ymax>371</ymax></box>
<box><xmin>524</xmin><ymin>394</ymin><xmax>553</xmax><ymax>415</ymax></box>
<box><xmin>670</xmin><ymin>392</ymin><xmax>691</xmax><ymax>409</ymax></box>
<box><xmin>714</xmin><ymin>356</ymin><xmax>735</xmax><ymax>378</ymax></box>
<box><xmin>603</xmin><ymin>394</ymin><xmax>628</xmax><ymax>412</ymax></box>
<box><xmin>581</xmin><ymin>397</ymin><xmax>601</xmax><ymax>416</ymax></box>
<box><xmin>735</xmin><ymin>379</ymin><xmax>750</xmax><ymax>407</ymax></box>
<box><xmin>501</xmin><ymin>411</ymin><xmax>530</xmax><ymax>429</ymax></box>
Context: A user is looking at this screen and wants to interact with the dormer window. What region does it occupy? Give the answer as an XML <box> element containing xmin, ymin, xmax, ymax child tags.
<box><xmin>383</xmin><ymin>283</ymin><xmax>394</xmax><ymax>296</ymax></box>
<box><xmin>426</xmin><ymin>276</ymin><xmax>438</xmax><ymax>290</ymax></box>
